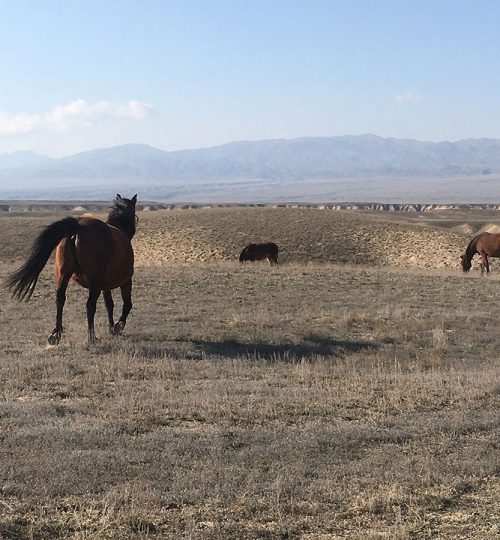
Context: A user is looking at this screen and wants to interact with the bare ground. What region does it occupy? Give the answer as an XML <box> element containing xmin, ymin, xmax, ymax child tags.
<box><xmin>0</xmin><ymin>208</ymin><xmax>499</xmax><ymax>539</ymax></box>
<box><xmin>130</xmin><ymin>207</ymin><xmax>499</xmax><ymax>271</ymax></box>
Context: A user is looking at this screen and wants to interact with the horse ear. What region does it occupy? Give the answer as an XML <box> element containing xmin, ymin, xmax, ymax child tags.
<box><xmin>131</xmin><ymin>194</ymin><xmax>137</xmax><ymax>204</ymax></box>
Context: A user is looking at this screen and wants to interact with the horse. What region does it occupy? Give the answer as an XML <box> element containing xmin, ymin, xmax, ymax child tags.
<box><xmin>460</xmin><ymin>231</ymin><xmax>500</xmax><ymax>275</ymax></box>
<box><xmin>7</xmin><ymin>194</ymin><xmax>138</xmax><ymax>344</ymax></box>
<box><xmin>239</xmin><ymin>242</ymin><xmax>279</xmax><ymax>265</ymax></box>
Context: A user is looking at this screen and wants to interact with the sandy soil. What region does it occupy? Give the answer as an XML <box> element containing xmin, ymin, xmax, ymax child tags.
<box><xmin>131</xmin><ymin>207</ymin><xmax>499</xmax><ymax>272</ymax></box>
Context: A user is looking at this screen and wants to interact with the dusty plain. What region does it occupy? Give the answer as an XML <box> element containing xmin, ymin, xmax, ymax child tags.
<box><xmin>0</xmin><ymin>206</ymin><xmax>499</xmax><ymax>539</ymax></box>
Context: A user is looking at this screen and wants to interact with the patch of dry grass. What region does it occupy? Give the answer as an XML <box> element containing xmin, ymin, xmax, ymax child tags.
<box><xmin>0</xmin><ymin>209</ymin><xmax>499</xmax><ymax>538</ymax></box>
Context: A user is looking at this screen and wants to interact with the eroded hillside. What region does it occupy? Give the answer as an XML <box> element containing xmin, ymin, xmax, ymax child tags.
<box><xmin>132</xmin><ymin>207</ymin><xmax>495</xmax><ymax>270</ymax></box>
<box><xmin>2</xmin><ymin>207</ymin><xmax>498</xmax><ymax>272</ymax></box>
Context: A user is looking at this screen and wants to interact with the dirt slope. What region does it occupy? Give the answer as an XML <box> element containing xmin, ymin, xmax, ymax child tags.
<box><xmin>133</xmin><ymin>208</ymin><xmax>474</xmax><ymax>270</ymax></box>
<box><xmin>0</xmin><ymin>207</ymin><xmax>496</xmax><ymax>272</ymax></box>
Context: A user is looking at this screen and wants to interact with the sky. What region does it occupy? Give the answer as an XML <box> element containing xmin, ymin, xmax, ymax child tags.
<box><xmin>1</xmin><ymin>0</ymin><xmax>500</xmax><ymax>157</ymax></box>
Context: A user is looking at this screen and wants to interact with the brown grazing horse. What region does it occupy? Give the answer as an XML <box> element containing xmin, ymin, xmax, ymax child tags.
<box><xmin>461</xmin><ymin>231</ymin><xmax>500</xmax><ymax>275</ymax></box>
<box><xmin>7</xmin><ymin>194</ymin><xmax>137</xmax><ymax>344</ymax></box>
<box><xmin>239</xmin><ymin>242</ymin><xmax>279</xmax><ymax>265</ymax></box>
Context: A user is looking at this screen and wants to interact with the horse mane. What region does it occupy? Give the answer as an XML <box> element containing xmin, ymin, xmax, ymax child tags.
<box><xmin>461</xmin><ymin>232</ymin><xmax>485</xmax><ymax>271</ymax></box>
<box><xmin>106</xmin><ymin>199</ymin><xmax>137</xmax><ymax>239</ymax></box>
<box><xmin>466</xmin><ymin>233</ymin><xmax>486</xmax><ymax>256</ymax></box>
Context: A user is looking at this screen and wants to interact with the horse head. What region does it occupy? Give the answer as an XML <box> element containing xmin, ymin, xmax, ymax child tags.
<box><xmin>115</xmin><ymin>193</ymin><xmax>137</xmax><ymax>211</ymax></box>
<box><xmin>108</xmin><ymin>194</ymin><xmax>138</xmax><ymax>239</ymax></box>
<box><xmin>239</xmin><ymin>247</ymin><xmax>249</xmax><ymax>262</ymax></box>
<box><xmin>460</xmin><ymin>254</ymin><xmax>472</xmax><ymax>272</ymax></box>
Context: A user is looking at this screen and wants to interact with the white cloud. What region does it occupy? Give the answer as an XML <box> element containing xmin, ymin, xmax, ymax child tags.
<box><xmin>395</xmin><ymin>91</ymin><xmax>423</xmax><ymax>105</ymax></box>
<box><xmin>0</xmin><ymin>99</ymin><xmax>153</xmax><ymax>135</ymax></box>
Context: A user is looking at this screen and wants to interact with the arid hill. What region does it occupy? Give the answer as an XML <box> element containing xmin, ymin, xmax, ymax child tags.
<box><xmin>2</xmin><ymin>206</ymin><xmax>498</xmax><ymax>272</ymax></box>
<box><xmin>132</xmin><ymin>207</ymin><xmax>499</xmax><ymax>271</ymax></box>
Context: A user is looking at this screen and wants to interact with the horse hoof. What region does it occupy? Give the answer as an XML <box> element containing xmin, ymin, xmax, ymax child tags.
<box><xmin>48</xmin><ymin>333</ymin><xmax>60</xmax><ymax>346</ymax></box>
<box><xmin>111</xmin><ymin>321</ymin><xmax>124</xmax><ymax>335</ymax></box>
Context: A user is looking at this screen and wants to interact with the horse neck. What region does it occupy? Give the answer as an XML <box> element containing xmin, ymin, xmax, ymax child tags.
<box><xmin>462</xmin><ymin>236</ymin><xmax>477</xmax><ymax>271</ymax></box>
<box><xmin>464</xmin><ymin>237</ymin><xmax>478</xmax><ymax>262</ymax></box>
<box><xmin>106</xmin><ymin>213</ymin><xmax>136</xmax><ymax>239</ymax></box>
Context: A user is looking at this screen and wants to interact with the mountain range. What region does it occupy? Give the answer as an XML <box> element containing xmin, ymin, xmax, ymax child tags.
<box><xmin>0</xmin><ymin>135</ymin><xmax>499</xmax><ymax>202</ymax></box>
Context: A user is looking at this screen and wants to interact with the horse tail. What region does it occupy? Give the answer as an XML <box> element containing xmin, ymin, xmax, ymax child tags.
<box><xmin>6</xmin><ymin>217</ymin><xmax>80</xmax><ymax>301</ymax></box>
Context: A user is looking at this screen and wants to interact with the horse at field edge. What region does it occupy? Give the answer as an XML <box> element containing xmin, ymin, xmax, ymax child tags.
<box><xmin>460</xmin><ymin>231</ymin><xmax>500</xmax><ymax>275</ymax></box>
<box><xmin>6</xmin><ymin>194</ymin><xmax>138</xmax><ymax>344</ymax></box>
<box><xmin>239</xmin><ymin>242</ymin><xmax>279</xmax><ymax>266</ymax></box>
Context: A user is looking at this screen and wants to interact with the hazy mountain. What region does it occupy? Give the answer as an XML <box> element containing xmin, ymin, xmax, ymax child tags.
<box><xmin>0</xmin><ymin>150</ymin><xmax>53</xmax><ymax>170</ymax></box>
<box><xmin>0</xmin><ymin>135</ymin><xmax>499</xmax><ymax>201</ymax></box>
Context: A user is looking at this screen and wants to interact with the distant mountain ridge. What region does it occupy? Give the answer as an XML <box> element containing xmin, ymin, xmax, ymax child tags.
<box><xmin>0</xmin><ymin>135</ymin><xmax>499</xmax><ymax>202</ymax></box>
<box><xmin>0</xmin><ymin>150</ymin><xmax>53</xmax><ymax>170</ymax></box>
<box><xmin>2</xmin><ymin>135</ymin><xmax>500</xmax><ymax>182</ymax></box>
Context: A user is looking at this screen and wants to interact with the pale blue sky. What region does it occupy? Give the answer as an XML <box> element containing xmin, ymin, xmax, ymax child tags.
<box><xmin>1</xmin><ymin>0</ymin><xmax>500</xmax><ymax>156</ymax></box>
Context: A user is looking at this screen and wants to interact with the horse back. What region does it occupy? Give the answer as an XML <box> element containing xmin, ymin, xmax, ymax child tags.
<box><xmin>475</xmin><ymin>232</ymin><xmax>500</xmax><ymax>257</ymax></box>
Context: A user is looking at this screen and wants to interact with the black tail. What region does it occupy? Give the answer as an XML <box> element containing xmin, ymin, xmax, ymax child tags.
<box><xmin>6</xmin><ymin>217</ymin><xmax>79</xmax><ymax>301</ymax></box>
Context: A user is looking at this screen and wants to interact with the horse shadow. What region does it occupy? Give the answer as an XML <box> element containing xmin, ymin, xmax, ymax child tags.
<box><xmin>189</xmin><ymin>333</ymin><xmax>378</xmax><ymax>362</ymax></box>
<box><xmin>123</xmin><ymin>333</ymin><xmax>377</xmax><ymax>363</ymax></box>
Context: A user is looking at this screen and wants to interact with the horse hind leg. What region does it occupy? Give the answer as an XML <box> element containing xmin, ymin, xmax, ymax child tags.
<box><xmin>112</xmin><ymin>279</ymin><xmax>132</xmax><ymax>335</ymax></box>
<box><xmin>86</xmin><ymin>288</ymin><xmax>101</xmax><ymax>344</ymax></box>
<box><xmin>48</xmin><ymin>272</ymin><xmax>71</xmax><ymax>345</ymax></box>
<box><xmin>103</xmin><ymin>290</ymin><xmax>115</xmax><ymax>334</ymax></box>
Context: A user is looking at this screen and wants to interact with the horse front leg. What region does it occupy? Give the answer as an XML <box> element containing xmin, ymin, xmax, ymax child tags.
<box><xmin>479</xmin><ymin>254</ymin><xmax>489</xmax><ymax>276</ymax></box>
<box><xmin>48</xmin><ymin>273</ymin><xmax>72</xmax><ymax>345</ymax></box>
<box><xmin>484</xmin><ymin>256</ymin><xmax>490</xmax><ymax>274</ymax></box>
<box><xmin>103</xmin><ymin>290</ymin><xmax>115</xmax><ymax>334</ymax></box>
<box><xmin>112</xmin><ymin>279</ymin><xmax>132</xmax><ymax>335</ymax></box>
<box><xmin>86</xmin><ymin>288</ymin><xmax>101</xmax><ymax>343</ymax></box>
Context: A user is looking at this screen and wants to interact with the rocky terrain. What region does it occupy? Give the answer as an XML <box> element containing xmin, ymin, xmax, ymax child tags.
<box><xmin>1</xmin><ymin>200</ymin><xmax>499</xmax><ymax>213</ymax></box>
<box><xmin>129</xmin><ymin>207</ymin><xmax>499</xmax><ymax>272</ymax></box>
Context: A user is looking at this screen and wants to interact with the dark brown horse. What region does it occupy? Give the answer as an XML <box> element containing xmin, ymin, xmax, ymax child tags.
<box><xmin>461</xmin><ymin>231</ymin><xmax>500</xmax><ymax>275</ymax></box>
<box><xmin>239</xmin><ymin>242</ymin><xmax>279</xmax><ymax>265</ymax></box>
<box><xmin>7</xmin><ymin>194</ymin><xmax>138</xmax><ymax>344</ymax></box>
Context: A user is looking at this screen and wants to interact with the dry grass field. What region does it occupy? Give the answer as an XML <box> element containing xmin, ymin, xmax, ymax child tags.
<box><xmin>0</xmin><ymin>207</ymin><xmax>499</xmax><ymax>539</ymax></box>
